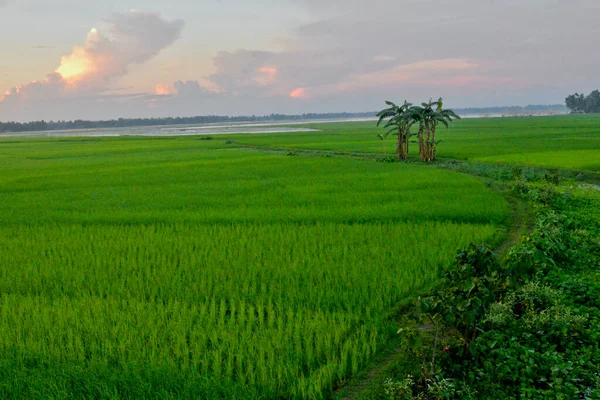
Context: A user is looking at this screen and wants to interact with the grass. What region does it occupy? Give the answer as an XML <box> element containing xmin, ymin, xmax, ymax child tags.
<box><xmin>0</xmin><ymin>137</ymin><xmax>507</xmax><ymax>399</ymax></box>
<box><xmin>474</xmin><ymin>149</ymin><xmax>600</xmax><ymax>171</ymax></box>
<box><xmin>226</xmin><ymin>114</ymin><xmax>600</xmax><ymax>171</ymax></box>
<box><xmin>335</xmin><ymin>173</ymin><xmax>600</xmax><ymax>400</ymax></box>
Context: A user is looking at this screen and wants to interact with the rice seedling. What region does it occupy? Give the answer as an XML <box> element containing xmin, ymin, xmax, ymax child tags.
<box><xmin>227</xmin><ymin>114</ymin><xmax>600</xmax><ymax>171</ymax></box>
<box><xmin>0</xmin><ymin>137</ymin><xmax>507</xmax><ymax>398</ymax></box>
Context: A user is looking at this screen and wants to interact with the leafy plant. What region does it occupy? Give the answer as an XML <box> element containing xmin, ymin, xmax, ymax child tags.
<box><xmin>407</xmin><ymin>98</ymin><xmax>461</xmax><ymax>162</ymax></box>
<box><xmin>383</xmin><ymin>375</ymin><xmax>414</xmax><ymax>400</ymax></box>
<box><xmin>420</xmin><ymin>245</ymin><xmax>508</xmax><ymax>349</ymax></box>
<box><xmin>376</xmin><ymin>100</ymin><xmax>415</xmax><ymax>160</ymax></box>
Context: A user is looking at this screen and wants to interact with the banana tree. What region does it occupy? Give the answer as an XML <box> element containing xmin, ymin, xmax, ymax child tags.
<box><xmin>376</xmin><ymin>100</ymin><xmax>414</xmax><ymax>160</ymax></box>
<box><xmin>408</xmin><ymin>98</ymin><xmax>460</xmax><ymax>162</ymax></box>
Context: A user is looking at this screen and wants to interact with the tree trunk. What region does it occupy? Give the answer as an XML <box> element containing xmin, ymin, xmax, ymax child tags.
<box><xmin>404</xmin><ymin>128</ymin><xmax>410</xmax><ymax>158</ymax></box>
<box><xmin>419</xmin><ymin>122</ymin><xmax>430</xmax><ymax>161</ymax></box>
<box><xmin>418</xmin><ymin>124</ymin><xmax>425</xmax><ymax>161</ymax></box>
<box><xmin>397</xmin><ymin>127</ymin><xmax>402</xmax><ymax>159</ymax></box>
<box><xmin>429</xmin><ymin>125</ymin><xmax>436</xmax><ymax>161</ymax></box>
<box><xmin>397</xmin><ymin>127</ymin><xmax>407</xmax><ymax>160</ymax></box>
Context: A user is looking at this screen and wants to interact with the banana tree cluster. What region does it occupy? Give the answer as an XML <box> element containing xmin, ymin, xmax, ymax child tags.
<box><xmin>376</xmin><ymin>98</ymin><xmax>460</xmax><ymax>162</ymax></box>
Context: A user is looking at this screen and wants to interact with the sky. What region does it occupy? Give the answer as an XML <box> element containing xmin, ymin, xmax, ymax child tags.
<box><xmin>0</xmin><ymin>0</ymin><xmax>599</xmax><ymax>122</ymax></box>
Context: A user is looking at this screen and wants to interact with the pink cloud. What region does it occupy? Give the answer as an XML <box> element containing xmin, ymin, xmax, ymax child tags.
<box><xmin>289</xmin><ymin>87</ymin><xmax>308</xmax><ymax>98</ymax></box>
<box><xmin>155</xmin><ymin>83</ymin><xmax>175</xmax><ymax>95</ymax></box>
<box><xmin>417</xmin><ymin>75</ymin><xmax>515</xmax><ymax>89</ymax></box>
<box><xmin>324</xmin><ymin>58</ymin><xmax>481</xmax><ymax>94</ymax></box>
<box><xmin>254</xmin><ymin>66</ymin><xmax>279</xmax><ymax>86</ymax></box>
<box><xmin>1</xmin><ymin>11</ymin><xmax>184</xmax><ymax>121</ymax></box>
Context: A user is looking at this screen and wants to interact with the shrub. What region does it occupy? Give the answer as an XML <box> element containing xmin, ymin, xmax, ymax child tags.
<box><xmin>420</xmin><ymin>245</ymin><xmax>508</xmax><ymax>348</ymax></box>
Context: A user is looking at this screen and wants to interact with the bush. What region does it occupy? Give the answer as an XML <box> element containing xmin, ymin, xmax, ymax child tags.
<box><xmin>420</xmin><ymin>245</ymin><xmax>508</xmax><ymax>348</ymax></box>
<box><xmin>376</xmin><ymin>156</ymin><xmax>400</xmax><ymax>163</ymax></box>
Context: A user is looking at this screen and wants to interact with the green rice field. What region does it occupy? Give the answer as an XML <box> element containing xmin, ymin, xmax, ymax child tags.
<box><xmin>0</xmin><ymin>138</ymin><xmax>507</xmax><ymax>399</ymax></box>
<box><xmin>228</xmin><ymin>114</ymin><xmax>600</xmax><ymax>172</ymax></box>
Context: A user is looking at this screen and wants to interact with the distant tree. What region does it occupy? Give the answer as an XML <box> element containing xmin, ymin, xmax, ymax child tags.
<box><xmin>565</xmin><ymin>93</ymin><xmax>586</xmax><ymax>113</ymax></box>
<box><xmin>376</xmin><ymin>100</ymin><xmax>414</xmax><ymax>160</ymax></box>
<box><xmin>584</xmin><ymin>90</ymin><xmax>600</xmax><ymax>114</ymax></box>
<box><xmin>565</xmin><ymin>91</ymin><xmax>600</xmax><ymax>114</ymax></box>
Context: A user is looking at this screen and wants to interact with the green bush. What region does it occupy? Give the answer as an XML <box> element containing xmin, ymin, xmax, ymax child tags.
<box><xmin>411</xmin><ymin>179</ymin><xmax>600</xmax><ymax>399</ymax></box>
<box><xmin>420</xmin><ymin>245</ymin><xmax>508</xmax><ymax>348</ymax></box>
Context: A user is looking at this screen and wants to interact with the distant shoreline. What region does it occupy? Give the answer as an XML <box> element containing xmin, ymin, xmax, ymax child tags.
<box><xmin>0</xmin><ymin>113</ymin><xmax>574</xmax><ymax>139</ymax></box>
<box><xmin>0</xmin><ymin>104</ymin><xmax>568</xmax><ymax>134</ymax></box>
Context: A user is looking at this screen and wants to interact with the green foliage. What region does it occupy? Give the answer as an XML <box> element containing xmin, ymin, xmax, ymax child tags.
<box><xmin>376</xmin><ymin>98</ymin><xmax>460</xmax><ymax>162</ymax></box>
<box><xmin>429</xmin><ymin>180</ymin><xmax>600</xmax><ymax>399</ymax></box>
<box><xmin>566</xmin><ymin>90</ymin><xmax>600</xmax><ymax>114</ymax></box>
<box><xmin>376</xmin><ymin>100</ymin><xmax>415</xmax><ymax>160</ymax></box>
<box><xmin>420</xmin><ymin>245</ymin><xmax>507</xmax><ymax>346</ymax></box>
<box><xmin>376</xmin><ymin>155</ymin><xmax>400</xmax><ymax>163</ymax></box>
<box><xmin>0</xmin><ymin>137</ymin><xmax>507</xmax><ymax>399</ymax></box>
<box><xmin>462</xmin><ymin>280</ymin><xmax>596</xmax><ymax>399</ymax></box>
<box><xmin>228</xmin><ymin>115</ymin><xmax>600</xmax><ymax>172</ymax></box>
<box><xmin>383</xmin><ymin>375</ymin><xmax>414</xmax><ymax>400</ymax></box>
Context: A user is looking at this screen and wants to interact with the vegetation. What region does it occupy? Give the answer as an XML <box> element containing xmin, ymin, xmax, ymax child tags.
<box><xmin>453</xmin><ymin>104</ymin><xmax>566</xmax><ymax>116</ymax></box>
<box><xmin>376</xmin><ymin>101</ymin><xmax>414</xmax><ymax>160</ymax></box>
<box><xmin>0</xmin><ymin>104</ymin><xmax>566</xmax><ymax>134</ymax></box>
<box><xmin>0</xmin><ymin>137</ymin><xmax>506</xmax><ymax>399</ymax></box>
<box><xmin>566</xmin><ymin>90</ymin><xmax>600</xmax><ymax>114</ymax></box>
<box><xmin>0</xmin><ymin>112</ymin><xmax>376</xmax><ymax>133</ymax></box>
<box><xmin>334</xmin><ymin>164</ymin><xmax>600</xmax><ymax>399</ymax></box>
<box><xmin>402</xmin><ymin>177</ymin><xmax>599</xmax><ymax>399</ymax></box>
<box><xmin>229</xmin><ymin>114</ymin><xmax>600</xmax><ymax>171</ymax></box>
<box><xmin>1</xmin><ymin>114</ymin><xmax>598</xmax><ymax>399</ymax></box>
<box><xmin>376</xmin><ymin>98</ymin><xmax>460</xmax><ymax>162</ymax></box>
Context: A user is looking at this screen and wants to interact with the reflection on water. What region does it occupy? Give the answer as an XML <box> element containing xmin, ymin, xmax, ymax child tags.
<box><xmin>1</xmin><ymin>126</ymin><xmax>319</xmax><ymax>138</ymax></box>
<box><xmin>0</xmin><ymin>118</ymin><xmax>383</xmax><ymax>138</ymax></box>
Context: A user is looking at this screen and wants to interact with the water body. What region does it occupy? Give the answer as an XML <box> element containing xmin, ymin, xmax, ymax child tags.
<box><xmin>1</xmin><ymin>125</ymin><xmax>318</xmax><ymax>138</ymax></box>
<box><xmin>0</xmin><ymin>114</ymin><xmax>561</xmax><ymax>138</ymax></box>
<box><xmin>0</xmin><ymin>117</ymin><xmax>382</xmax><ymax>138</ymax></box>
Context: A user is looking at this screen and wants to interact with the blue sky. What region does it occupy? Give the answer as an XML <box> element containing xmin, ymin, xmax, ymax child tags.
<box><xmin>1</xmin><ymin>0</ymin><xmax>599</xmax><ymax>121</ymax></box>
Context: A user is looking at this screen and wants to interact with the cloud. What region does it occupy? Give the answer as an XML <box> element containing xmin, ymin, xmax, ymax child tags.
<box><xmin>255</xmin><ymin>67</ymin><xmax>279</xmax><ymax>86</ymax></box>
<box><xmin>161</xmin><ymin>61</ymin><xmax>182</xmax><ymax>70</ymax></box>
<box><xmin>3</xmin><ymin>0</ymin><xmax>600</xmax><ymax>121</ymax></box>
<box><xmin>202</xmin><ymin>0</ymin><xmax>600</xmax><ymax>109</ymax></box>
<box><xmin>155</xmin><ymin>84</ymin><xmax>175</xmax><ymax>95</ymax></box>
<box><xmin>55</xmin><ymin>12</ymin><xmax>184</xmax><ymax>87</ymax></box>
<box><xmin>0</xmin><ymin>11</ymin><xmax>184</xmax><ymax>121</ymax></box>
<box><xmin>289</xmin><ymin>88</ymin><xmax>308</xmax><ymax>99</ymax></box>
<box><xmin>173</xmin><ymin>80</ymin><xmax>211</xmax><ymax>97</ymax></box>
<box><xmin>0</xmin><ymin>0</ymin><xmax>6</xmax><ymax>7</ymax></box>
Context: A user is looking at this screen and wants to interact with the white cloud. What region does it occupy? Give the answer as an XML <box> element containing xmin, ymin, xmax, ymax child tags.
<box><xmin>3</xmin><ymin>0</ymin><xmax>600</xmax><ymax>121</ymax></box>
<box><xmin>201</xmin><ymin>0</ymin><xmax>600</xmax><ymax>108</ymax></box>
<box><xmin>0</xmin><ymin>11</ymin><xmax>184</xmax><ymax>121</ymax></box>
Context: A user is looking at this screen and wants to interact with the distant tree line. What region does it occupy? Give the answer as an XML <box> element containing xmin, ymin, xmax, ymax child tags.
<box><xmin>0</xmin><ymin>104</ymin><xmax>571</xmax><ymax>133</ymax></box>
<box><xmin>453</xmin><ymin>104</ymin><xmax>566</xmax><ymax>115</ymax></box>
<box><xmin>0</xmin><ymin>112</ymin><xmax>376</xmax><ymax>133</ymax></box>
<box><xmin>565</xmin><ymin>90</ymin><xmax>600</xmax><ymax>114</ymax></box>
